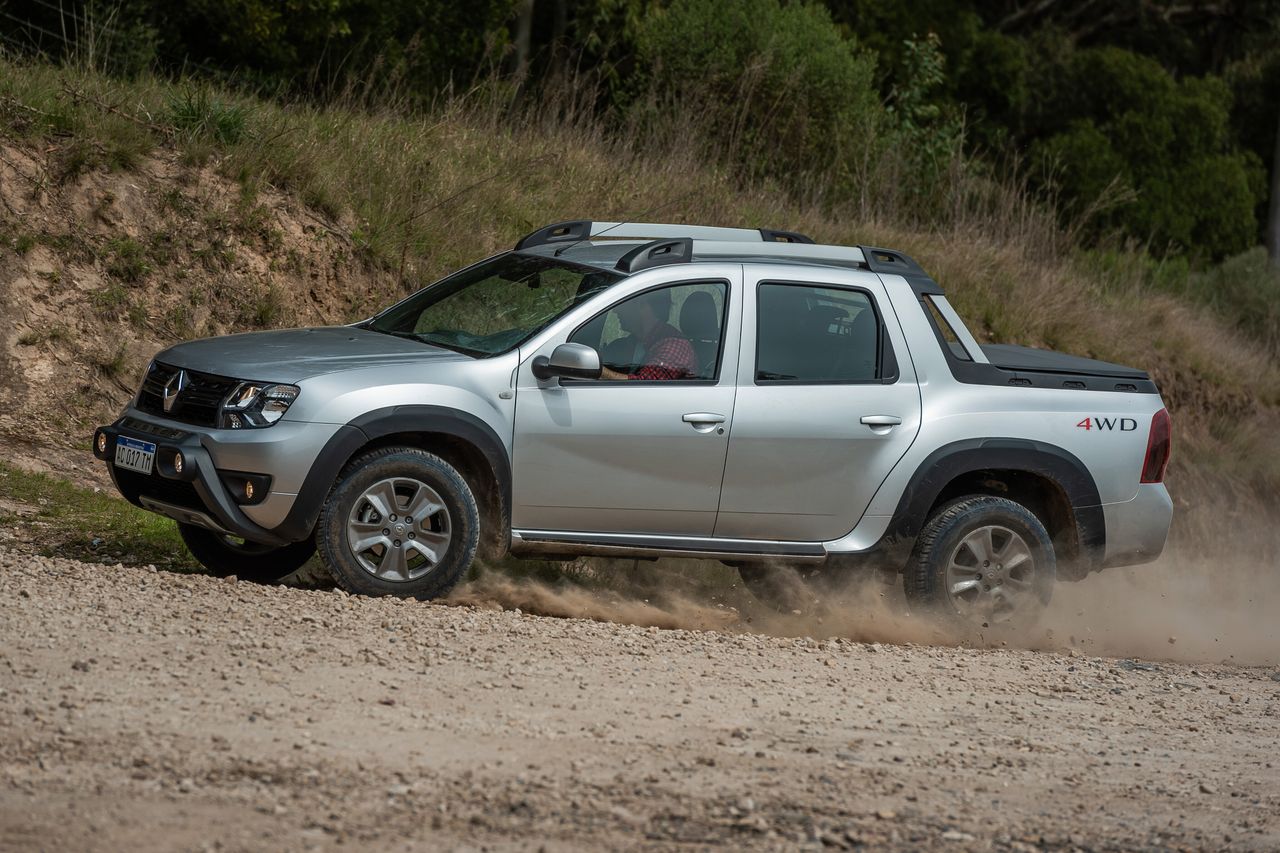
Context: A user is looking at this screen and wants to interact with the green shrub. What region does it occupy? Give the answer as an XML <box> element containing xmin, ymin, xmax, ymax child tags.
<box><xmin>166</xmin><ymin>88</ymin><xmax>250</xmax><ymax>144</ymax></box>
<box><xmin>1186</xmin><ymin>248</ymin><xmax>1280</xmax><ymax>348</ymax></box>
<box><xmin>633</xmin><ymin>0</ymin><xmax>885</xmax><ymax>188</ymax></box>
<box><xmin>1030</xmin><ymin>47</ymin><xmax>1264</xmax><ymax>259</ymax></box>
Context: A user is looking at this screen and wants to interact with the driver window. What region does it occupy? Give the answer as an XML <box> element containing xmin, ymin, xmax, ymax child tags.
<box><xmin>570</xmin><ymin>281</ymin><xmax>727</xmax><ymax>381</ymax></box>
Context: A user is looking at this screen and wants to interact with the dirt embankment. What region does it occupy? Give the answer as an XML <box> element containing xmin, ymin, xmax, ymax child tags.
<box><xmin>0</xmin><ymin>141</ymin><xmax>396</xmax><ymax>452</ymax></box>
<box><xmin>1</xmin><ymin>548</ymin><xmax>1278</xmax><ymax>852</ymax></box>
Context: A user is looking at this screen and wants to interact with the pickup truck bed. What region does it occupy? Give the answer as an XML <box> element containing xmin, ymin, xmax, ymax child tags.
<box><xmin>980</xmin><ymin>344</ymin><xmax>1151</xmax><ymax>380</ymax></box>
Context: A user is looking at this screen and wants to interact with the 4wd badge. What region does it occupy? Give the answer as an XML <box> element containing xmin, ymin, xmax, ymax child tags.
<box><xmin>1076</xmin><ymin>417</ymin><xmax>1137</xmax><ymax>431</ymax></box>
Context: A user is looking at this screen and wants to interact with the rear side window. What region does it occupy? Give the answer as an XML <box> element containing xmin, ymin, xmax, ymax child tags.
<box><xmin>755</xmin><ymin>283</ymin><xmax>883</xmax><ymax>383</ymax></box>
<box><xmin>922</xmin><ymin>296</ymin><xmax>973</xmax><ymax>362</ymax></box>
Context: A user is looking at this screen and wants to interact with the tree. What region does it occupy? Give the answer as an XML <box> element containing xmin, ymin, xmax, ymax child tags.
<box><xmin>1269</xmin><ymin>108</ymin><xmax>1280</xmax><ymax>269</ymax></box>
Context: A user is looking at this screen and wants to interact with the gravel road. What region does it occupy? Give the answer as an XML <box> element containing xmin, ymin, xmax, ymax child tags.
<box><xmin>1</xmin><ymin>547</ymin><xmax>1278</xmax><ymax>852</ymax></box>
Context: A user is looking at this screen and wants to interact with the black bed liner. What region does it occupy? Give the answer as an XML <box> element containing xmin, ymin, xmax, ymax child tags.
<box><xmin>980</xmin><ymin>344</ymin><xmax>1150</xmax><ymax>380</ymax></box>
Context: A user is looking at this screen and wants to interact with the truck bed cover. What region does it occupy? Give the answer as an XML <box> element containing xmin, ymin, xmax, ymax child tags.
<box><xmin>980</xmin><ymin>344</ymin><xmax>1150</xmax><ymax>380</ymax></box>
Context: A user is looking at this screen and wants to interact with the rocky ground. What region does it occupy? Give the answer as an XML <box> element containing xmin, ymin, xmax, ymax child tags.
<box><xmin>1</xmin><ymin>548</ymin><xmax>1278</xmax><ymax>852</ymax></box>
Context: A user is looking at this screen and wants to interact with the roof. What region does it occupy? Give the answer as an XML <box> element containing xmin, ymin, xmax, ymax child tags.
<box><xmin>510</xmin><ymin>220</ymin><xmax>926</xmax><ymax>279</ymax></box>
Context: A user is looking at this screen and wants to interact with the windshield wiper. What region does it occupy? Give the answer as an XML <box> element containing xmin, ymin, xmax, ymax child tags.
<box><xmin>374</xmin><ymin>329</ymin><xmax>420</xmax><ymax>341</ymax></box>
<box><xmin>415</xmin><ymin>333</ymin><xmax>488</xmax><ymax>358</ymax></box>
<box><xmin>369</xmin><ymin>328</ymin><xmax>484</xmax><ymax>357</ymax></box>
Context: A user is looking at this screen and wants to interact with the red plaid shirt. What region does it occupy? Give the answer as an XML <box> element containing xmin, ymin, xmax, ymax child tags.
<box><xmin>628</xmin><ymin>323</ymin><xmax>697</xmax><ymax>381</ymax></box>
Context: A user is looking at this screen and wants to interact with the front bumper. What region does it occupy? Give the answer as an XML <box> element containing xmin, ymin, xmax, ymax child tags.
<box><xmin>94</xmin><ymin>416</ymin><xmax>300</xmax><ymax>547</ymax></box>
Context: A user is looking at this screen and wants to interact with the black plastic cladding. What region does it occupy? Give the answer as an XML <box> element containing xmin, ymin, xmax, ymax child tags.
<box><xmin>759</xmin><ymin>229</ymin><xmax>814</xmax><ymax>243</ymax></box>
<box><xmin>616</xmin><ymin>238</ymin><xmax>694</xmax><ymax>273</ymax></box>
<box><xmin>882</xmin><ymin>437</ymin><xmax>1107</xmax><ymax>574</ymax></box>
<box><xmin>514</xmin><ymin>220</ymin><xmax>592</xmax><ymax>250</ymax></box>
<box><xmin>271</xmin><ymin>406</ymin><xmax>512</xmax><ymax>544</ymax></box>
<box><xmin>858</xmin><ymin>246</ymin><xmax>927</xmax><ymax>277</ymax></box>
<box><xmin>516</xmin><ymin>221</ymin><xmax>818</xmax><ymax>251</ymax></box>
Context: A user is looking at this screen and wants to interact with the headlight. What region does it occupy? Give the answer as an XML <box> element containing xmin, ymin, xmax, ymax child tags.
<box><xmin>219</xmin><ymin>383</ymin><xmax>299</xmax><ymax>429</ymax></box>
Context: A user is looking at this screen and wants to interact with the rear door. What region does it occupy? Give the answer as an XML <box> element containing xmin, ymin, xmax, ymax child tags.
<box><xmin>715</xmin><ymin>268</ymin><xmax>922</xmax><ymax>541</ymax></box>
<box><xmin>511</xmin><ymin>271</ymin><xmax>742</xmax><ymax>535</ymax></box>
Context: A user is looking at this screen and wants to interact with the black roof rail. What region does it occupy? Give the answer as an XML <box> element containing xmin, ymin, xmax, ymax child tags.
<box><xmin>616</xmin><ymin>238</ymin><xmax>693</xmax><ymax>273</ymax></box>
<box><xmin>516</xmin><ymin>220</ymin><xmax>817</xmax><ymax>250</ymax></box>
<box><xmin>515</xmin><ymin>220</ymin><xmax>592</xmax><ymax>250</ymax></box>
<box><xmin>759</xmin><ymin>229</ymin><xmax>814</xmax><ymax>244</ymax></box>
<box><xmin>858</xmin><ymin>245</ymin><xmax>925</xmax><ymax>277</ymax></box>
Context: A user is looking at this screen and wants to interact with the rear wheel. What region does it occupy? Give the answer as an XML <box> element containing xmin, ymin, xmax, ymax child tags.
<box><xmin>178</xmin><ymin>523</ymin><xmax>315</xmax><ymax>583</ymax></box>
<box><xmin>316</xmin><ymin>447</ymin><xmax>479</xmax><ymax>599</ymax></box>
<box><xmin>903</xmin><ymin>495</ymin><xmax>1055</xmax><ymax>633</ymax></box>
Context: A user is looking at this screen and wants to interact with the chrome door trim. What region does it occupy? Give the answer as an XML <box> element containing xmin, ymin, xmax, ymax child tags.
<box><xmin>509</xmin><ymin>529</ymin><xmax>827</xmax><ymax>563</ymax></box>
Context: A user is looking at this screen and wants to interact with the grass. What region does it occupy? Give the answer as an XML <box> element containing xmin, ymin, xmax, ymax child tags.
<box><xmin>165</xmin><ymin>87</ymin><xmax>249</xmax><ymax>145</ymax></box>
<box><xmin>0</xmin><ymin>462</ymin><xmax>189</xmax><ymax>568</ymax></box>
<box><xmin>104</xmin><ymin>236</ymin><xmax>150</xmax><ymax>282</ymax></box>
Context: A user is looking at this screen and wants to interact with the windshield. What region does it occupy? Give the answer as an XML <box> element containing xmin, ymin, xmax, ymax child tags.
<box><xmin>364</xmin><ymin>253</ymin><xmax>623</xmax><ymax>357</ymax></box>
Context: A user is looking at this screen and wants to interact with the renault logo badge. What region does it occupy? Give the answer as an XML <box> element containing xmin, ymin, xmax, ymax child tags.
<box><xmin>163</xmin><ymin>370</ymin><xmax>188</xmax><ymax>413</ymax></box>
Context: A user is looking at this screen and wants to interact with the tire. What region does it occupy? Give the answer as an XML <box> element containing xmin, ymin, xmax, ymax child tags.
<box><xmin>178</xmin><ymin>523</ymin><xmax>315</xmax><ymax>584</ymax></box>
<box><xmin>316</xmin><ymin>447</ymin><xmax>480</xmax><ymax>599</ymax></box>
<box><xmin>903</xmin><ymin>495</ymin><xmax>1055</xmax><ymax>633</ymax></box>
<box><xmin>737</xmin><ymin>563</ymin><xmax>827</xmax><ymax>614</ymax></box>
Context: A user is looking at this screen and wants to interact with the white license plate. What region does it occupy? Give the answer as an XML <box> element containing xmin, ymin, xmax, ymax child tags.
<box><xmin>114</xmin><ymin>436</ymin><xmax>156</xmax><ymax>475</ymax></box>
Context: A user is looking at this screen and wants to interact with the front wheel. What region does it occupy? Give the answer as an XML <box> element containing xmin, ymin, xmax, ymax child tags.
<box><xmin>903</xmin><ymin>495</ymin><xmax>1055</xmax><ymax>633</ymax></box>
<box><xmin>178</xmin><ymin>523</ymin><xmax>315</xmax><ymax>583</ymax></box>
<box><xmin>316</xmin><ymin>447</ymin><xmax>479</xmax><ymax>599</ymax></box>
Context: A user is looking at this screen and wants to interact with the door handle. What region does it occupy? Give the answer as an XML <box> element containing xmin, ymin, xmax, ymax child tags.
<box><xmin>683</xmin><ymin>413</ymin><xmax>726</xmax><ymax>434</ymax></box>
<box><xmin>860</xmin><ymin>415</ymin><xmax>902</xmax><ymax>427</ymax></box>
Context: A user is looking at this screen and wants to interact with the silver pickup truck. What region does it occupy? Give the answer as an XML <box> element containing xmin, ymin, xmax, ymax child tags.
<box><xmin>93</xmin><ymin>221</ymin><xmax>1173</xmax><ymax>629</ymax></box>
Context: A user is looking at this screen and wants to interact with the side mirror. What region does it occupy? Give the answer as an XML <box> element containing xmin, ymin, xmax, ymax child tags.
<box><xmin>532</xmin><ymin>342</ymin><xmax>602</xmax><ymax>381</ymax></box>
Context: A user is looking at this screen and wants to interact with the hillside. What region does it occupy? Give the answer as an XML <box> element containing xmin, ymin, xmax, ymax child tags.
<box><xmin>1</xmin><ymin>58</ymin><xmax>1278</xmax><ymax>568</ymax></box>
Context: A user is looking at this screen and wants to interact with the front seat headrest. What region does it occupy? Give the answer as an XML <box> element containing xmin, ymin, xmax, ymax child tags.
<box><xmin>679</xmin><ymin>290</ymin><xmax>719</xmax><ymax>340</ymax></box>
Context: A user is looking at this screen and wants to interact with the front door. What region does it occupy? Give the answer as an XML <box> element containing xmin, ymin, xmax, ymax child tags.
<box><xmin>715</xmin><ymin>273</ymin><xmax>922</xmax><ymax>541</ymax></box>
<box><xmin>512</xmin><ymin>276</ymin><xmax>740</xmax><ymax>535</ymax></box>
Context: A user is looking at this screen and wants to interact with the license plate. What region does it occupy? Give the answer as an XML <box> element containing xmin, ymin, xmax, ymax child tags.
<box><xmin>114</xmin><ymin>436</ymin><xmax>156</xmax><ymax>475</ymax></box>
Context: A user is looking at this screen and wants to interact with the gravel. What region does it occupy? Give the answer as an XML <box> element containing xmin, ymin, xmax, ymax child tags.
<box><xmin>1</xmin><ymin>546</ymin><xmax>1278</xmax><ymax>851</ymax></box>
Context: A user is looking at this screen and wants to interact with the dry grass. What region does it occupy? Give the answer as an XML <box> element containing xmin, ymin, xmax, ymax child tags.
<box><xmin>1</xmin><ymin>56</ymin><xmax>1278</xmax><ymax>563</ymax></box>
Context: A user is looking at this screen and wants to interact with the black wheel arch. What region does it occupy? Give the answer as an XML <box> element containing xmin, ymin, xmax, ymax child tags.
<box><xmin>274</xmin><ymin>406</ymin><xmax>511</xmax><ymax>555</ymax></box>
<box><xmin>881</xmin><ymin>438</ymin><xmax>1105</xmax><ymax>580</ymax></box>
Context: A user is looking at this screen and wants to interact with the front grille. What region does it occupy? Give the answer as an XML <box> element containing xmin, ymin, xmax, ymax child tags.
<box><xmin>112</xmin><ymin>467</ymin><xmax>204</xmax><ymax>512</ymax></box>
<box><xmin>118</xmin><ymin>416</ymin><xmax>188</xmax><ymax>440</ymax></box>
<box><xmin>137</xmin><ymin>362</ymin><xmax>240</xmax><ymax>428</ymax></box>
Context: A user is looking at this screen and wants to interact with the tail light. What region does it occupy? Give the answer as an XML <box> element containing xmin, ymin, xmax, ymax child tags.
<box><xmin>1140</xmin><ymin>408</ymin><xmax>1171</xmax><ymax>483</ymax></box>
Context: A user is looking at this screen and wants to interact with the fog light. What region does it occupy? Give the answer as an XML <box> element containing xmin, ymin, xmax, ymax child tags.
<box><xmin>173</xmin><ymin>452</ymin><xmax>184</xmax><ymax>475</ymax></box>
<box><xmin>96</xmin><ymin>433</ymin><xmax>107</xmax><ymax>453</ymax></box>
<box><xmin>243</xmin><ymin>480</ymin><xmax>254</xmax><ymax>501</ymax></box>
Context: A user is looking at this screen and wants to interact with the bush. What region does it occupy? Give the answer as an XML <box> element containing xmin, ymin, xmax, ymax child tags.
<box><xmin>633</xmin><ymin>0</ymin><xmax>885</xmax><ymax>190</ymax></box>
<box><xmin>1186</xmin><ymin>247</ymin><xmax>1280</xmax><ymax>349</ymax></box>
<box><xmin>1030</xmin><ymin>47</ymin><xmax>1264</xmax><ymax>259</ymax></box>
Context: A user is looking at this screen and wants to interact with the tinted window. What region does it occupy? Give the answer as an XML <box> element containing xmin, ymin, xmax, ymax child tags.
<box><xmin>756</xmin><ymin>284</ymin><xmax>880</xmax><ymax>382</ymax></box>
<box><xmin>570</xmin><ymin>282</ymin><xmax>727</xmax><ymax>380</ymax></box>
<box><xmin>922</xmin><ymin>296</ymin><xmax>973</xmax><ymax>362</ymax></box>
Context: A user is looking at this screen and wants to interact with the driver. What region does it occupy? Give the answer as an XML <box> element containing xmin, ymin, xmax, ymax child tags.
<box><xmin>599</xmin><ymin>290</ymin><xmax>697</xmax><ymax>381</ymax></box>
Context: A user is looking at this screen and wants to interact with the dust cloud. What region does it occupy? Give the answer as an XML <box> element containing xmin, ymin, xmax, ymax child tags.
<box><xmin>1037</xmin><ymin>552</ymin><xmax>1279</xmax><ymax>665</ymax></box>
<box><xmin>449</xmin><ymin>546</ymin><xmax>1279</xmax><ymax>666</ymax></box>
